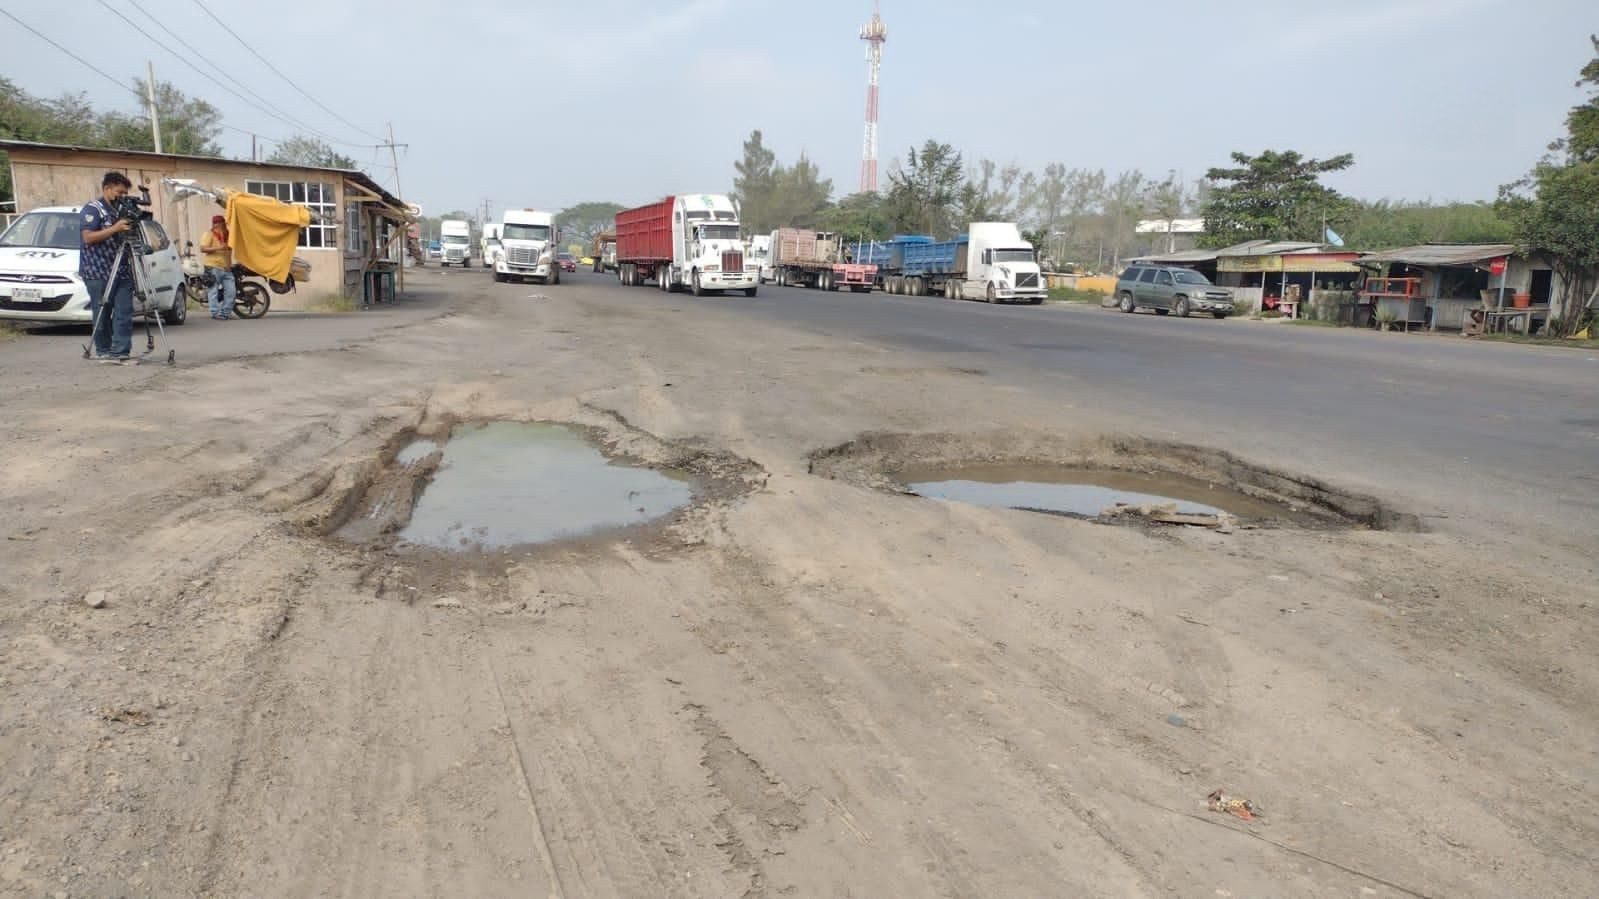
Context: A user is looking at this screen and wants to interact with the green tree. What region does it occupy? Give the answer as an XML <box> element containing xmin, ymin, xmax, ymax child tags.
<box><xmin>731</xmin><ymin>129</ymin><xmax>778</xmax><ymax>231</ymax></box>
<box><xmin>958</xmin><ymin>159</ymin><xmax>1034</xmax><ymax>224</ymax></box>
<box><xmin>1198</xmin><ymin>149</ymin><xmax>1355</xmax><ymax>247</ymax></box>
<box><xmin>1341</xmin><ymin>200</ymin><xmax>1512</xmax><ymax>249</ymax></box>
<box><xmin>556</xmin><ymin>201</ymin><xmax>624</xmax><ymax>246</ymax></box>
<box><xmin>1101</xmin><ymin>170</ymin><xmax>1148</xmax><ymax>268</ymax></box>
<box><xmin>885</xmin><ymin>140</ymin><xmax>964</xmax><ymax>236</ymax></box>
<box><xmin>267</xmin><ymin>134</ymin><xmax>358</xmax><ymax>169</ymax></box>
<box><xmin>819</xmin><ymin>191</ymin><xmax>893</xmax><ymax>243</ymax></box>
<box><xmin>1498</xmin><ymin>35</ymin><xmax>1599</xmax><ymax>336</ymax></box>
<box><xmin>768</xmin><ymin>154</ymin><xmax>833</xmax><ymax>228</ymax></box>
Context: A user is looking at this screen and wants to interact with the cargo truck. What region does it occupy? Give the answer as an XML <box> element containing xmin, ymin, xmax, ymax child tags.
<box><xmin>480</xmin><ymin>223</ymin><xmax>502</xmax><ymax>264</ymax></box>
<box><xmin>590</xmin><ymin>231</ymin><xmax>616</xmax><ymax>273</ymax></box>
<box><xmin>493</xmin><ymin>209</ymin><xmax>560</xmax><ymax>284</ymax></box>
<box><xmin>865</xmin><ymin>223</ymin><xmax>1046</xmax><ymax>304</ymax></box>
<box><xmin>768</xmin><ymin>228</ymin><xmax>876</xmax><ymax>292</ymax></box>
<box><xmin>440</xmin><ymin>219</ymin><xmax>472</xmax><ymax>267</ymax></box>
<box><xmin>747</xmin><ymin>234</ymin><xmax>773</xmax><ymax>283</ymax></box>
<box><xmin>614</xmin><ymin>194</ymin><xmax>758</xmax><ymax>297</ymax></box>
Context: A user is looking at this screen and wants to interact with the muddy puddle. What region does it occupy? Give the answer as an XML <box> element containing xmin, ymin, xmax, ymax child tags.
<box><xmin>899</xmin><ymin>464</ymin><xmax>1284</xmax><ymax>522</ymax></box>
<box><xmin>333</xmin><ymin>421</ymin><xmax>698</xmax><ymax>552</ymax></box>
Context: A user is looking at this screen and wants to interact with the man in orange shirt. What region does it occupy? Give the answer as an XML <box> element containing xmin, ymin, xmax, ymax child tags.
<box><xmin>200</xmin><ymin>214</ymin><xmax>236</xmax><ymax>320</ymax></box>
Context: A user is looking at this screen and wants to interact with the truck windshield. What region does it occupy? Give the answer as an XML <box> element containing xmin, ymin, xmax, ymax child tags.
<box><xmin>442</xmin><ymin>236</ymin><xmax>468</xmax><ymax>244</ymax></box>
<box><xmin>992</xmin><ymin>248</ymin><xmax>1036</xmax><ymax>263</ymax></box>
<box><xmin>1173</xmin><ymin>270</ymin><xmax>1212</xmax><ymax>285</ymax></box>
<box><xmin>504</xmin><ymin>224</ymin><xmax>551</xmax><ymax>241</ymax></box>
<box><xmin>697</xmin><ymin>225</ymin><xmax>740</xmax><ymax>240</ymax></box>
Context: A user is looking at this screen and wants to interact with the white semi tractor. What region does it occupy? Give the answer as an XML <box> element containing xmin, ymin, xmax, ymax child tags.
<box><xmin>440</xmin><ymin>219</ymin><xmax>472</xmax><ymax>267</ymax></box>
<box><xmin>493</xmin><ymin>209</ymin><xmax>560</xmax><ymax>285</ymax></box>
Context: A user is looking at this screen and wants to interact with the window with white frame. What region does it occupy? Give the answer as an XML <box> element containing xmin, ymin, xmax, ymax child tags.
<box><xmin>245</xmin><ymin>180</ymin><xmax>337</xmax><ymax>249</ymax></box>
<box><xmin>344</xmin><ymin>202</ymin><xmax>365</xmax><ymax>256</ymax></box>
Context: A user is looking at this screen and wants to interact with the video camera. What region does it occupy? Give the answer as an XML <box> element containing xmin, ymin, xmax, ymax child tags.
<box><xmin>112</xmin><ymin>185</ymin><xmax>154</xmax><ymax>224</ymax></box>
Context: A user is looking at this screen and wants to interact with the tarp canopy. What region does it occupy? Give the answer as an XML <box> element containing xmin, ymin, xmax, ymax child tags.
<box><xmin>222</xmin><ymin>189</ymin><xmax>311</xmax><ymax>282</ymax></box>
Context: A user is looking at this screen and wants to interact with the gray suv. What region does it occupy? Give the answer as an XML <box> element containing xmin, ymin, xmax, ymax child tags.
<box><xmin>1115</xmin><ymin>265</ymin><xmax>1235</xmax><ymax>318</ymax></box>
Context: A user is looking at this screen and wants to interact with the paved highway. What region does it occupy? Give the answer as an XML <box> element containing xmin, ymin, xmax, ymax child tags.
<box><xmin>584</xmin><ymin>269</ymin><xmax>1599</xmax><ymax>552</ymax></box>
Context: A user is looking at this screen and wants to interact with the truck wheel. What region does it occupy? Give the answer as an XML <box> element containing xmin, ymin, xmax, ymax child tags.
<box><xmin>743</xmin><ymin>286</ymin><xmax>757</xmax><ymax>297</ymax></box>
<box><xmin>1118</xmin><ymin>292</ymin><xmax>1135</xmax><ymax>313</ymax></box>
<box><xmin>551</xmin><ymin>268</ymin><xmax>560</xmax><ymax>285</ymax></box>
<box><xmin>1174</xmin><ymin>297</ymin><xmax>1191</xmax><ymax>318</ymax></box>
<box><xmin>820</xmin><ymin>271</ymin><xmax>831</xmax><ymax>291</ymax></box>
<box><xmin>692</xmin><ymin>272</ymin><xmax>704</xmax><ymax>297</ymax></box>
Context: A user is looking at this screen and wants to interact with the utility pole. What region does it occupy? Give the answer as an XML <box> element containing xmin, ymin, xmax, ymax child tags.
<box><xmin>251</xmin><ymin>134</ymin><xmax>257</xmax><ymax>162</ymax></box>
<box><xmin>145</xmin><ymin>61</ymin><xmax>163</xmax><ymax>154</ymax></box>
<box><xmin>382</xmin><ymin>123</ymin><xmax>409</xmax><ymax>294</ymax></box>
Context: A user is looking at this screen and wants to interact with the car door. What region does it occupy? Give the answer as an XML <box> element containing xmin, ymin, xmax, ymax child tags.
<box><xmin>1136</xmin><ymin>267</ymin><xmax>1159</xmax><ymax>305</ymax></box>
<box><xmin>1154</xmin><ymin>269</ymin><xmax>1175</xmax><ymax>309</ymax></box>
<box><xmin>137</xmin><ymin>220</ymin><xmax>179</xmax><ymax>309</ymax></box>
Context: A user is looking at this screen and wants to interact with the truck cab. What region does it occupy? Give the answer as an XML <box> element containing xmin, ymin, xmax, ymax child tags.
<box><xmin>667</xmin><ymin>194</ymin><xmax>757</xmax><ymax>295</ymax></box>
<box><xmin>747</xmin><ymin>234</ymin><xmax>773</xmax><ymax>283</ymax></box>
<box><xmin>440</xmin><ymin>219</ymin><xmax>472</xmax><ymax>267</ymax></box>
<box><xmin>964</xmin><ymin>223</ymin><xmax>1046</xmax><ymax>303</ymax></box>
<box><xmin>480</xmin><ymin>223</ymin><xmax>502</xmax><ymax>264</ymax></box>
<box><xmin>494</xmin><ymin>209</ymin><xmax>559</xmax><ymax>284</ymax></box>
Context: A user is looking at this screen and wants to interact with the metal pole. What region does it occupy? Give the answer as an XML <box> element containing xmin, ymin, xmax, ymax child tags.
<box><xmin>145</xmin><ymin>61</ymin><xmax>163</xmax><ymax>154</ymax></box>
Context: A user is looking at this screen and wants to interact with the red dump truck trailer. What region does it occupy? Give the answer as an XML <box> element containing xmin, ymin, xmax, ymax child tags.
<box><xmin>614</xmin><ymin>194</ymin><xmax>757</xmax><ymax>295</ymax></box>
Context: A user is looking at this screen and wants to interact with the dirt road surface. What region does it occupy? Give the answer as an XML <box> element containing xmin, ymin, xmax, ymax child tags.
<box><xmin>2</xmin><ymin>270</ymin><xmax>1595</xmax><ymax>898</ymax></box>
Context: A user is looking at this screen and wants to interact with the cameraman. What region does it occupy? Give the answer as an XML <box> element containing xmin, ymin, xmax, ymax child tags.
<box><xmin>79</xmin><ymin>171</ymin><xmax>138</xmax><ymax>365</ymax></box>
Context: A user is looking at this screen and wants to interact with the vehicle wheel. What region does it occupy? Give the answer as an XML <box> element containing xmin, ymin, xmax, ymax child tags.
<box><xmin>1027</xmin><ymin>297</ymin><xmax>1043</xmax><ymax>305</ymax></box>
<box><xmin>463</xmin><ymin>259</ymin><xmax>471</xmax><ymax>269</ymax></box>
<box><xmin>1174</xmin><ymin>297</ymin><xmax>1191</xmax><ymax>318</ymax></box>
<box><xmin>986</xmin><ymin>283</ymin><xmax>997</xmax><ymax>304</ymax></box>
<box><xmin>744</xmin><ymin>286</ymin><xmax>757</xmax><ymax>297</ymax></box>
<box><xmin>234</xmin><ymin>282</ymin><xmax>269</xmax><ymax>318</ymax></box>
<box><xmin>821</xmin><ymin>271</ymin><xmax>832</xmax><ymax>291</ymax></box>
<box><xmin>692</xmin><ymin>272</ymin><xmax>704</xmax><ymax>297</ymax></box>
<box><xmin>551</xmin><ymin>268</ymin><xmax>560</xmax><ymax>285</ymax></box>
<box><xmin>493</xmin><ymin>270</ymin><xmax>504</xmax><ymax>283</ymax></box>
<box><xmin>162</xmin><ymin>285</ymin><xmax>188</xmax><ymax>325</ymax></box>
<box><xmin>1212</xmin><ymin>312</ymin><xmax>1228</xmax><ymax>319</ymax></box>
<box><xmin>184</xmin><ymin>279</ymin><xmax>207</xmax><ymax>307</ymax></box>
<box><xmin>1118</xmin><ymin>292</ymin><xmax>1135</xmax><ymax>313</ymax></box>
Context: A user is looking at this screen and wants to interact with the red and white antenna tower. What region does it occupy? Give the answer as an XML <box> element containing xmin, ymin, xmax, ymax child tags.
<box><xmin>858</xmin><ymin>3</ymin><xmax>887</xmax><ymax>194</ymax></box>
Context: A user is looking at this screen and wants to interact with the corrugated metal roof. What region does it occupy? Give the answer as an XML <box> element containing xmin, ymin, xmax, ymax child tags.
<box><xmin>1357</xmin><ymin>243</ymin><xmax>1517</xmax><ymax>266</ymax></box>
<box><xmin>0</xmin><ymin>139</ymin><xmax>407</xmax><ymax>212</ymax></box>
<box><xmin>1216</xmin><ymin>240</ymin><xmax>1325</xmax><ymax>257</ymax></box>
<box><xmin>1130</xmin><ymin>248</ymin><xmax>1220</xmax><ymax>263</ymax></box>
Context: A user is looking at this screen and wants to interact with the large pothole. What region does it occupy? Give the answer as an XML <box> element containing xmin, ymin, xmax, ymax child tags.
<box><xmin>322</xmin><ymin>417</ymin><xmax>761</xmax><ymax>554</ymax></box>
<box><xmin>810</xmin><ymin>432</ymin><xmax>1420</xmax><ymax>531</ymax></box>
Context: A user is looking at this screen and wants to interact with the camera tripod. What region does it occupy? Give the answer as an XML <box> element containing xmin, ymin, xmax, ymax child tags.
<box><xmin>81</xmin><ymin>227</ymin><xmax>176</xmax><ymax>366</ymax></box>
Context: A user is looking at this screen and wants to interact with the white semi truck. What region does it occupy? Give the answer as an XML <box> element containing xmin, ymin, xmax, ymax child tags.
<box><xmin>493</xmin><ymin>209</ymin><xmax>559</xmax><ymax>285</ymax></box>
<box><xmin>440</xmin><ymin>219</ymin><xmax>472</xmax><ymax>267</ymax></box>
<box><xmin>613</xmin><ymin>193</ymin><xmax>758</xmax><ymax>296</ymax></box>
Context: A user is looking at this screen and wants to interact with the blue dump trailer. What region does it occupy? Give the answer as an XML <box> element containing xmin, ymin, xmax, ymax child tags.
<box><xmin>853</xmin><ymin>224</ymin><xmax>1046</xmax><ymax>304</ymax></box>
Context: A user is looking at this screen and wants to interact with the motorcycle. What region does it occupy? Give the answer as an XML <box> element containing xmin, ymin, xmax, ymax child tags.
<box><xmin>182</xmin><ymin>243</ymin><xmax>274</xmax><ymax>319</ymax></box>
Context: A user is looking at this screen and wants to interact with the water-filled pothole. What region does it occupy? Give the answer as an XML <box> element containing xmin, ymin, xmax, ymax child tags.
<box><xmin>900</xmin><ymin>464</ymin><xmax>1283</xmax><ymax>522</ymax></box>
<box><xmin>403</xmin><ymin>421</ymin><xmax>693</xmax><ymax>549</ymax></box>
<box><xmin>808</xmin><ymin>431</ymin><xmax>1421</xmax><ymax>531</ymax></box>
<box><xmin>336</xmin><ymin>421</ymin><xmax>698</xmax><ymax>551</ymax></box>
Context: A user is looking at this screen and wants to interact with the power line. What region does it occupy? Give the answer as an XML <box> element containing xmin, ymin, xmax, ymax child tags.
<box><xmin>188</xmin><ymin>0</ymin><xmax>386</xmax><ymax>143</ymax></box>
<box><xmin>94</xmin><ymin>0</ymin><xmax>375</xmax><ymax>149</ymax></box>
<box><xmin>0</xmin><ymin>6</ymin><xmax>284</xmax><ymax>148</ymax></box>
<box><xmin>0</xmin><ymin>7</ymin><xmax>144</xmax><ymax>106</ymax></box>
<box><xmin>124</xmin><ymin>0</ymin><xmax>337</xmax><ymax>145</ymax></box>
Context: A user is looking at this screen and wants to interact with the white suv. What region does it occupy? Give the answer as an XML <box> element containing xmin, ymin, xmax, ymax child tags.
<box><xmin>0</xmin><ymin>206</ymin><xmax>187</xmax><ymax>325</ymax></box>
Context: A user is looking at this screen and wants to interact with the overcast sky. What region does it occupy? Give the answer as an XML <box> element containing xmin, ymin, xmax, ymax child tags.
<box><xmin>4</xmin><ymin>0</ymin><xmax>1595</xmax><ymax>216</ymax></box>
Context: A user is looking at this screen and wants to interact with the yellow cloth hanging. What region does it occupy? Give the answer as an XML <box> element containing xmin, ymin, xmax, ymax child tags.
<box><xmin>223</xmin><ymin>190</ymin><xmax>312</xmax><ymax>282</ymax></box>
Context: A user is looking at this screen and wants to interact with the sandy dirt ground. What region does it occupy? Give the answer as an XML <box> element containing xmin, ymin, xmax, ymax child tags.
<box><xmin>1</xmin><ymin>274</ymin><xmax>1596</xmax><ymax>898</ymax></box>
